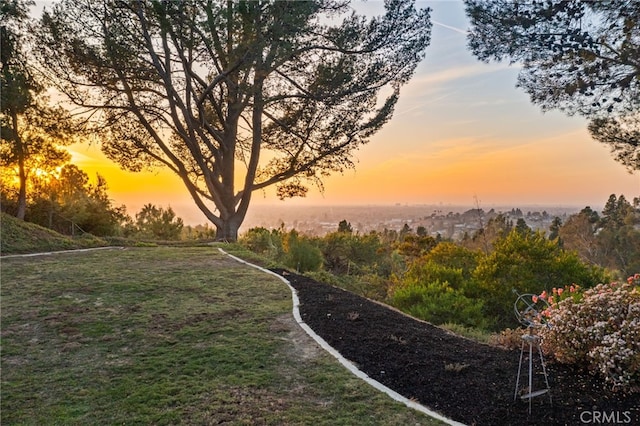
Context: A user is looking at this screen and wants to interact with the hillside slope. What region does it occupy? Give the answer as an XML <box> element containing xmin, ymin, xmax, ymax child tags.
<box><xmin>0</xmin><ymin>212</ymin><xmax>107</xmax><ymax>255</ymax></box>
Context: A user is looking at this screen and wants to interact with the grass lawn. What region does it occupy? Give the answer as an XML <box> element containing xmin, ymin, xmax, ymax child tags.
<box><xmin>1</xmin><ymin>246</ymin><xmax>442</xmax><ymax>425</ymax></box>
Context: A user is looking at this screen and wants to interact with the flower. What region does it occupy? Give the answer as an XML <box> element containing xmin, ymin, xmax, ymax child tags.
<box><xmin>532</xmin><ymin>295</ymin><xmax>539</xmax><ymax>303</ymax></box>
<box><xmin>540</xmin><ymin>290</ymin><xmax>548</xmax><ymax>300</ymax></box>
<box><xmin>539</xmin><ymin>278</ymin><xmax>639</xmax><ymax>392</ymax></box>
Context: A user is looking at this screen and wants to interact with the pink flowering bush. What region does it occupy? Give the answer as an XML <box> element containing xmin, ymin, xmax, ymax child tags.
<box><xmin>540</xmin><ymin>274</ymin><xmax>640</xmax><ymax>393</ymax></box>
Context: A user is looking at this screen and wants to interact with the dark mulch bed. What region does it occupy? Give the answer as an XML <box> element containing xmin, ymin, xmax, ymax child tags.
<box><xmin>274</xmin><ymin>269</ymin><xmax>639</xmax><ymax>426</ymax></box>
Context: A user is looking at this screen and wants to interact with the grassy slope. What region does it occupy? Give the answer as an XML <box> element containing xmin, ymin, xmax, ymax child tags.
<box><xmin>1</xmin><ymin>246</ymin><xmax>442</xmax><ymax>425</ymax></box>
<box><xmin>0</xmin><ymin>212</ymin><xmax>108</xmax><ymax>255</ymax></box>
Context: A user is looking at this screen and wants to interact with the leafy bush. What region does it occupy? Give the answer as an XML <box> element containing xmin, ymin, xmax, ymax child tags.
<box><xmin>392</xmin><ymin>280</ymin><xmax>489</xmax><ymax>329</ymax></box>
<box><xmin>540</xmin><ymin>275</ymin><xmax>640</xmax><ymax>393</ymax></box>
<box><xmin>134</xmin><ymin>204</ymin><xmax>184</xmax><ymax>240</ymax></box>
<box><xmin>285</xmin><ymin>232</ymin><xmax>323</xmax><ymax>273</ymax></box>
<box><xmin>321</xmin><ymin>231</ymin><xmax>356</xmax><ymax>274</ymax></box>
<box><xmin>403</xmin><ymin>259</ymin><xmax>467</xmax><ymax>291</ymax></box>
<box><xmin>422</xmin><ymin>242</ymin><xmax>481</xmax><ymax>279</ymax></box>
<box><xmin>390</xmin><ymin>249</ymin><xmax>490</xmax><ymax>329</ymax></box>
<box><xmin>321</xmin><ymin>231</ymin><xmax>386</xmax><ymax>275</ymax></box>
<box><xmin>395</xmin><ymin>234</ymin><xmax>437</xmax><ymax>258</ymax></box>
<box><xmin>240</xmin><ymin>227</ymin><xmax>284</xmax><ymax>258</ymax></box>
<box><xmin>472</xmin><ymin>230</ymin><xmax>607</xmax><ymax>330</ymax></box>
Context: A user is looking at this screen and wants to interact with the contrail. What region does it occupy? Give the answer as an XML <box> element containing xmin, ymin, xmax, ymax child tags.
<box><xmin>432</xmin><ymin>20</ymin><xmax>468</xmax><ymax>35</ymax></box>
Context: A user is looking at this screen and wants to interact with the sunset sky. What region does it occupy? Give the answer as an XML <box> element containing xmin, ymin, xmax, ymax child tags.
<box><xmin>56</xmin><ymin>0</ymin><xmax>638</xmax><ymax>225</ymax></box>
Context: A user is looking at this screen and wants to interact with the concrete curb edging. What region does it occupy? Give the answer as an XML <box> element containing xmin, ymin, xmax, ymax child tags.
<box><xmin>1</xmin><ymin>246</ymin><xmax>125</xmax><ymax>259</ymax></box>
<box><xmin>218</xmin><ymin>248</ymin><xmax>466</xmax><ymax>426</ymax></box>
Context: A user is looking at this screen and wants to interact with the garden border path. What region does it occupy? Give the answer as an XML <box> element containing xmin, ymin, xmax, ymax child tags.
<box><xmin>219</xmin><ymin>248</ymin><xmax>465</xmax><ymax>426</ymax></box>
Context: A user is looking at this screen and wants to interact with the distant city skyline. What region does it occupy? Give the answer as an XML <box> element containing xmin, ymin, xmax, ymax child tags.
<box><xmin>57</xmin><ymin>0</ymin><xmax>638</xmax><ymax>225</ymax></box>
<box><xmin>237</xmin><ymin>203</ymin><xmax>585</xmax><ymax>237</ymax></box>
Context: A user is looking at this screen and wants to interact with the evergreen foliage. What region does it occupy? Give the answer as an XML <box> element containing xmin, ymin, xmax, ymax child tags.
<box><xmin>465</xmin><ymin>0</ymin><xmax>640</xmax><ymax>171</ymax></box>
<box><xmin>392</xmin><ymin>280</ymin><xmax>488</xmax><ymax>329</ymax></box>
<box><xmin>285</xmin><ymin>231</ymin><xmax>323</xmax><ymax>273</ymax></box>
<box><xmin>239</xmin><ymin>198</ymin><xmax>625</xmax><ymax>334</ymax></box>
<box><xmin>473</xmin><ymin>230</ymin><xmax>605</xmax><ymax>330</ymax></box>
<box><xmin>134</xmin><ymin>204</ymin><xmax>184</xmax><ymax>241</ymax></box>
<box><xmin>36</xmin><ymin>0</ymin><xmax>432</xmax><ymax>240</ymax></box>
<box><xmin>1</xmin><ymin>163</ymin><xmax>126</xmax><ymax>236</ymax></box>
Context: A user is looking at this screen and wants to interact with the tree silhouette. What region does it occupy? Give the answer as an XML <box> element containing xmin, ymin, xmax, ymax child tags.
<box><xmin>37</xmin><ymin>0</ymin><xmax>432</xmax><ymax>240</ymax></box>
<box><xmin>465</xmin><ymin>0</ymin><xmax>639</xmax><ymax>171</ymax></box>
<box><xmin>1</xmin><ymin>0</ymin><xmax>84</xmax><ymax>219</ymax></box>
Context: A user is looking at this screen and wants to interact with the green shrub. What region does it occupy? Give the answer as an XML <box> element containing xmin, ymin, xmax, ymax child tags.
<box><xmin>472</xmin><ymin>230</ymin><xmax>607</xmax><ymax>330</ymax></box>
<box><xmin>321</xmin><ymin>231</ymin><xmax>385</xmax><ymax>275</ymax></box>
<box><xmin>422</xmin><ymin>242</ymin><xmax>481</xmax><ymax>279</ymax></box>
<box><xmin>403</xmin><ymin>259</ymin><xmax>466</xmax><ymax>291</ymax></box>
<box><xmin>239</xmin><ymin>227</ymin><xmax>284</xmax><ymax>258</ymax></box>
<box><xmin>344</xmin><ymin>273</ymin><xmax>393</xmax><ymax>301</ymax></box>
<box><xmin>391</xmin><ymin>280</ymin><xmax>489</xmax><ymax>329</ymax></box>
<box><xmin>540</xmin><ymin>275</ymin><xmax>640</xmax><ymax>393</ymax></box>
<box><xmin>285</xmin><ymin>232</ymin><xmax>323</xmax><ymax>273</ymax></box>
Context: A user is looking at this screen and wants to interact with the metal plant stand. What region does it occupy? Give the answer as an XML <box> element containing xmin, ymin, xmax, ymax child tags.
<box><xmin>512</xmin><ymin>292</ymin><xmax>553</xmax><ymax>414</ymax></box>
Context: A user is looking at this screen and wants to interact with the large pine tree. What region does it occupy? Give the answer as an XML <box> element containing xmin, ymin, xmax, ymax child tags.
<box><xmin>37</xmin><ymin>0</ymin><xmax>432</xmax><ymax>240</ymax></box>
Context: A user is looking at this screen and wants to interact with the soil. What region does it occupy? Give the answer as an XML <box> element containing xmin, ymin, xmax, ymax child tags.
<box><xmin>273</xmin><ymin>269</ymin><xmax>639</xmax><ymax>426</ymax></box>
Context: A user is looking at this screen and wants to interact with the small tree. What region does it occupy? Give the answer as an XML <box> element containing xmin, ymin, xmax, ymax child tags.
<box><xmin>514</xmin><ymin>218</ymin><xmax>531</xmax><ymax>236</ymax></box>
<box><xmin>596</xmin><ymin>195</ymin><xmax>640</xmax><ymax>276</ymax></box>
<box><xmin>337</xmin><ymin>219</ymin><xmax>353</xmax><ymax>234</ymax></box>
<box><xmin>558</xmin><ymin>209</ymin><xmax>600</xmax><ymax>265</ymax></box>
<box><xmin>465</xmin><ymin>213</ymin><xmax>512</xmax><ymax>252</ymax></box>
<box><xmin>548</xmin><ymin>216</ymin><xmax>562</xmax><ymax>242</ymax></box>
<box><xmin>135</xmin><ymin>204</ymin><xmax>184</xmax><ymax>240</ymax></box>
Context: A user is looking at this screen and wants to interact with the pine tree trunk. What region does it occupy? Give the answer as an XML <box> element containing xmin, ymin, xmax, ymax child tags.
<box><xmin>13</xmin><ymin>112</ymin><xmax>27</xmax><ymax>221</ymax></box>
<box><xmin>215</xmin><ymin>219</ymin><xmax>241</xmax><ymax>242</ymax></box>
<box><xmin>16</xmin><ymin>163</ymin><xmax>27</xmax><ymax>220</ymax></box>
